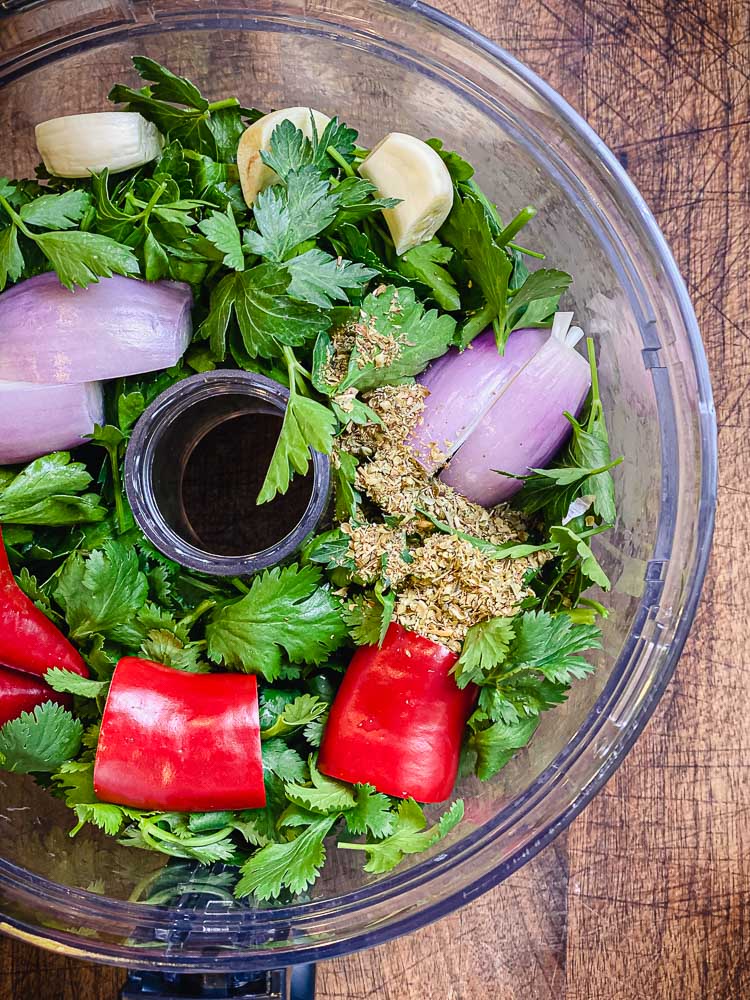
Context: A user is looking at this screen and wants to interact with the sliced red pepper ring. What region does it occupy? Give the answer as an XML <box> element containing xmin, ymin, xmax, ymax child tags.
<box><xmin>0</xmin><ymin>526</ymin><xmax>88</xmax><ymax>678</ymax></box>
<box><xmin>318</xmin><ymin>622</ymin><xmax>477</xmax><ymax>803</ymax></box>
<box><xmin>0</xmin><ymin>664</ymin><xmax>71</xmax><ymax>727</ymax></box>
<box><xmin>94</xmin><ymin>657</ymin><xmax>266</xmax><ymax>812</ymax></box>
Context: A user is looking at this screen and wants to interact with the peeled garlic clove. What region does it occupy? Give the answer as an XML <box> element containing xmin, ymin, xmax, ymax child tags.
<box><xmin>35</xmin><ymin>112</ymin><xmax>163</xmax><ymax>178</ymax></box>
<box><xmin>237</xmin><ymin>107</ymin><xmax>331</xmax><ymax>206</ymax></box>
<box><xmin>358</xmin><ymin>132</ymin><xmax>454</xmax><ymax>255</ymax></box>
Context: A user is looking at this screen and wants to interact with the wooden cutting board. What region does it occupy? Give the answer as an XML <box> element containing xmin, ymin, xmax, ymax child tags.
<box><xmin>1</xmin><ymin>1</ymin><xmax>746</xmax><ymax>997</ymax></box>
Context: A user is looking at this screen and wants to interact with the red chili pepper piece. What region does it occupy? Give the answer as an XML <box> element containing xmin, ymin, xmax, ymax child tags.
<box><xmin>94</xmin><ymin>657</ymin><xmax>266</xmax><ymax>812</ymax></box>
<box><xmin>0</xmin><ymin>527</ymin><xmax>88</xmax><ymax>678</ymax></box>
<box><xmin>318</xmin><ymin>622</ymin><xmax>477</xmax><ymax>803</ymax></box>
<box><xmin>0</xmin><ymin>664</ymin><xmax>71</xmax><ymax>727</ymax></box>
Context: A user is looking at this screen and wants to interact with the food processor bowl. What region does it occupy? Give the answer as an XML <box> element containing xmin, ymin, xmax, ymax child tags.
<box><xmin>0</xmin><ymin>0</ymin><xmax>716</xmax><ymax>982</ymax></box>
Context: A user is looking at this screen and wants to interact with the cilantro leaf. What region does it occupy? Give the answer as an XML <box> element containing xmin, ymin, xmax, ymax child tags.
<box><xmin>244</xmin><ymin>167</ymin><xmax>339</xmax><ymax>262</ymax></box>
<box><xmin>0</xmin><ymin>703</ymin><xmax>83</xmax><ymax>774</ymax></box>
<box><xmin>453</xmin><ymin>617</ymin><xmax>515</xmax><ymax>688</ymax></box>
<box><xmin>197</xmin><ymin>205</ymin><xmax>244</xmax><ymax>271</ymax></box>
<box><xmin>235</xmin><ymin>814</ymin><xmax>337</xmax><ymax>900</ymax></box>
<box><xmin>19</xmin><ymin>189</ymin><xmax>90</xmax><ymax>230</ymax></box>
<box><xmin>398</xmin><ymin>239</ymin><xmax>460</xmax><ymax>311</ymax></box>
<box><xmin>33</xmin><ymin>230</ymin><xmax>140</xmax><ymax>290</ymax></box>
<box><xmin>338</xmin><ymin>799</ymin><xmax>464</xmax><ymax>875</ymax></box>
<box><xmin>53</xmin><ymin>761</ymin><xmax>137</xmax><ymax>836</ymax></box>
<box><xmin>197</xmin><ymin>265</ymin><xmax>329</xmax><ymax>361</ymax></box>
<box><xmin>140</xmin><ymin>629</ymin><xmax>208</xmax><ymax>672</ymax></box>
<box><xmin>338</xmin><ymin>285</ymin><xmax>456</xmax><ymax>392</ymax></box>
<box><xmin>285</xmin><ymin>248</ymin><xmax>376</xmax><ymax>307</ymax></box>
<box><xmin>262</xmin><ymin>739</ymin><xmax>307</xmax><ymax>784</ymax></box>
<box><xmin>509</xmin><ymin>610</ymin><xmax>601</xmax><ymax>684</ymax></box>
<box><xmin>0</xmin><ymin>453</ymin><xmax>106</xmax><ymax>526</ymax></box>
<box><xmin>257</xmin><ymin>393</ymin><xmax>336</xmax><ymax>504</ymax></box>
<box><xmin>344</xmin><ymin>785</ymin><xmax>395</xmax><ymax>838</ymax></box>
<box><xmin>341</xmin><ymin>593</ymin><xmax>383</xmax><ymax>646</ymax></box>
<box><xmin>45</xmin><ymin>668</ymin><xmax>109</xmax><ymax>699</ymax></box>
<box><xmin>284</xmin><ymin>757</ymin><xmax>356</xmax><ymax>815</ymax></box>
<box><xmin>206</xmin><ymin>564</ymin><xmax>347</xmax><ymax>679</ymax></box>
<box><xmin>468</xmin><ymin>715</ymin><xmax>539</xmax><ymax>780</ymax></box>
<box><xmin>56</xmin><ymin>540</ymin><xmax>149</xmax><ymax>645</ymax></box>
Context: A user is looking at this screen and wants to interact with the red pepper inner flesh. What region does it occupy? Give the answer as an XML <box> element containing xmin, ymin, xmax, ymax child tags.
<box><xmin>318</xmin><ymin>622</ymin><xmax>477</xmax><ymax>803</ymax></box>
<box><xmin>94</xmin><ymin>656</ymin><xmax>266</xmax><ymax>812</ymax></box>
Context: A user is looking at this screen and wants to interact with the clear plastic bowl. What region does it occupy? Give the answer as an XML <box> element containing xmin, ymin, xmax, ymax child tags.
<box><xmin>0</xmin><ymin>0</ymin><xmax>716</xmax><ymax>974</ymax></box>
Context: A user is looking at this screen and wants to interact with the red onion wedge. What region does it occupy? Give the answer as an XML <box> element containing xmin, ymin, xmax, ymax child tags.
<box><xmin>0</xmin><ymin>273</ymin><xmax>192</xmax><ymax>384</ymax></box>
<box><xmin>0</xmin><ymin>380</ymin><xmax>104</xmax><ymax>465</ymax></box>
<box><xmin>438</xmin><ymin>314</ymin><xmax>591</xmax><ymax>506</ymax></box>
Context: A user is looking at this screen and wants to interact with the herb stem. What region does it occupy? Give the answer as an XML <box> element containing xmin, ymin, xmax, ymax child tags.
<box><xmin>586</xmin><ymin>337</ymin><xmax>601</xmax><ymax>408</ymax></box>
<box><xmin>230</xmin><ymin>577</ymin><xmax>250</xmax><ymax>594</ymax></box>
<box><xmin>0</xmin><ymin>195</ymin><xmax>32</xmax><ymax>239</ymax></box>
<box><xmin>207</xmin><ymin>97</ymin><xmax>240</xmax><ymax>112</ymax></box>
<box><xmin>142</xmin><ymin>821</ymin><xmax>234</xmax><ymax>848</ymax></box>
<box><xmin>508</xmin><ymin>242</ymin><xmax>545</xmax><ymax>259</ymax></box>
<box><xmin>179</xmin><ymin>598</ymin><xmax>216</xmax><ymax>630</ymax></box>
<box><xmin>142</xmin><ymin>180</ymin><xmax>167</xmax><ymax>225</ymax></box>
<box><xmin>497</xmin><ymin>206</ymin><xmax>537</xmax><ymax>247</ymax></box>
<box><xmin>326</xmin><ymin>145</ymin><xmax>356</xmax><ymax>177</ymax></box>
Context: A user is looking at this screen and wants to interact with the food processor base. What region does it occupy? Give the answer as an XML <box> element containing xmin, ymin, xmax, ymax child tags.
<box><xmin>121</xmin><ymin>964</ymin><xmax>316</xmax><ymax>1000</ymax></box>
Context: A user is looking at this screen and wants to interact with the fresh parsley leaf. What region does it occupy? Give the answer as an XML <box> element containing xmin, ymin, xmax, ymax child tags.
<box><xmin>244</xmin><ymin>167</ymin><xmax>338</xmax><ymax>262</ymax></box>
<box><xmin>0</xmin><ymin>224</ymin><xmax>24</xmax><ymax>290</ymax></box>
<box><xmin>469</xmin><ymin>715</ymin><xmax>539</xmax><ymax>780</ymax></box>
<box><xmin>426</xmin><ymin>138</ymin><xmax>475</xmax><ymax>183</ymax></box>
<box><xmin>197</xmin><ymin>205</ymin><xmax>244</xmax><ymax>271</ymax></box>
<box><xmin>56</xmin><ymin>540</ymin><xmax>149</xmax><ymax>646</ymax></box>
<box><xmin>453</xmin><ymin>617</ymin><xmax>515</xmax><ymax>688</ymax></box>
<box><xmin>285</xmin><ymin>248</ymin><xmax>376</xmax><ymax>307</ymax></box>
<box><xmin>333</xmin><ymin>448</ymin><xmax>360</xmax><ymax>520</ymax></box>
<box><xmin>45</xmin><ymin>668</ymin><xmax>109</xmax><ymax>699</ymax></box>
<box><xmin>284</xmin><ymin>757</ymin><xmax>356</xmax><ymax>814</ymax></box>
<box><xmin>338</xmin><ymin>798</ymin><xmax>464</xmax><ymax>875</ymax></box>
<box><xmin>398</xmin><ymin>239</ymin><xmax>460</xmax><ymax>311</ymax></box>
<box><xmin>257</xmin><ymin>393</ymin><xmax>336</xmax><ymax>504</ymax></box>
<box><xmin>206</xmin><ymin>564</ymin><xmax>347</xmax><ymax>679</ymax></box>
<box><xmin>344</xmin><ymin>785</ymin><xmax>395</xmax><ymax>838</ymax></box>
<box><xmin>131</xmin><ymin>56</ymin><xmax>208</xmax><ymax>110</ymax></box>
<box><xmin>198</xmin><ymin>264</ymin><xmax>330</xmax><ymax>361</ymax></box>
<box><xmin>507</xmin><ymin>269</ymin><xmax>572</xmax><ymax>331</ymax></box>
<box><xmin>260</xmin><ymin>116</ymin><xmax>358</xmax><ymax>180</ymax></box>
<box><xmin>329</xmin><ymin>176</ymin><xmax>400</xmax><ymax>226</ymax></box>
<box><xmin>235</xmin><ymin>814</ymin><xmax>338</xmax><ymax>900</ymax></box>
<box><xmin>19</xmin><ymin>189</ymin><xmax>90</xmax><ymax>230</ymax></box>
<box><xmin>549</xmin><ymin>525</ymin><xmax>610</xmax><ymax>592</ymax></box>
<box><xmin>117</xmin><ymin>390</ymin><xmax>146</xmax><ymax>433</ymax></box>
<box><xmin>34</xmin><ymin>230</ymin><xmax>140</xmax><ymax>290</ymax></box>
<box><xmin>0</xmin><ymin>703</ymin><xmax>83</xmax><ymax>774</ymax></box>
<box><xmin>338</xmin><ymin>285</ymin><xmax>456</xmax><ymax>392</ymax></box>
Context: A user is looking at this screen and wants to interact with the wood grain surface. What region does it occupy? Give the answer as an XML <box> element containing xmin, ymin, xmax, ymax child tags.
<box><xmin>0</xmin><ymin>0</ymin><xmax>746</xmax><ymax>997</ymax></box>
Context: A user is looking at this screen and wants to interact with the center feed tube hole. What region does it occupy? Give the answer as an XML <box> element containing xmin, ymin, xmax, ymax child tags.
<box><xmin>124</xmin><ymin>371</ymin><xmax>332</xmax><ymax>577</ymax></box>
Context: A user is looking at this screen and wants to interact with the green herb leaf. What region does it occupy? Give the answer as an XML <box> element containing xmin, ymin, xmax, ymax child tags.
<box><xmin>131</xmin><ymin>56</ymin><xmax>208</xmax><ymax>110</ymax></box>
<box><xmin>34</xmin><ymin>230</ymin><xmax>140</xmax><ymax>290</ymax></box>
<box><xmin>261</xmin><ymin>739</ymin><xmax>307</xmax><ymax>783</ymax></box>
<box><xmin>284</xmin><ymin>757</ymin><xmax>356</xmax><ymax>814</ymax></box>
<box><xmin>338</xmin><ymin>798</ymin><xmax>463</xmax><ymax>875</ymax></box>
<box><xmin>398</xmin><ymin>239</ymin><xmax>460</xmax><ymax>311</ymax></box>
<box><xmin>206</xmin><ymin>564</ymin><xmax>347</xmax><ymax>680</ymax></box>
<box><xmin>19</xmin><ymin>189</ymin><xmax>90</xmax><ymax>230</ymax></box>
<box><xmin>57</xmin><ymin>540</ymin><xmax>149</xmax><ymax>645</ymax></box>
<box><xmin>507</xmin><ymin>269</ymin><xmax>571</xmax><ymax>331</ymax></box>
<box><xmin>0</xmin><ymin>452</ymin><xmax>106</xmax><ymax>526</ymax></box>
<box><xmin>285</xmin><ymin>248</ymin><xmax>376</xmax><ymax>307</ymax></box>
<box><xmin>549</xmin><ymin>525</ymin><xmax>610</xmax><ymax>592</ymax></box>
<box><xmin>197</xmin><ymin>205</ymin><xmax>244</xmax><ymax>271</ymax></box>
<box><xmin>45</xmin><ymin>668</ymin><xmax>109</xmax><ymax>699</ymax></box>
<box><xmin>0</xmin><ymin>224</ymin><xmax>24</xmax><ymax>290</ymax></box>
<box><xmin>454</xmin><ymin>617</ymin><xmax>515</xmax><ymax>689</ymax></box>
<box><xmin>0</xmin><ymin>703</ymin><xmax>83</xmax><ymax>774</ymax></box>
<box><xmin>235</xmin><ymin>814</ymin><xmax>337</xmax><ymax>900</ymax></box>
<box><xmin>257</xmin><ymin>393</ymin><xmax>336</xmax><ymax>504</ymax></box>
<box><xmin>344</xmin><ymin>784</ymin><xmax>395</xmax><ymax>838</ymax></box>
<box><xmin>244</xmin><ymin>167</ymin><xmax>339</xmax><ymax>262</ymax></box>
<box><xmin>341</xmin><ymin>593</ymin><xmax>383</xmax><ymax>646</ymax></box>
<box><xmin>338</xmin><ymin>285</ymin><xmax>456</xmax><ymax>392</ymax></box>
<box><xmin>140</xmin><ymin>629</ymin><xmax>208</xmax><ymax>672</ymax></box>
<box><xmin>469</xmin><ymin>715</ymin><xmax>539</xmax><ymax>780</ymax></box>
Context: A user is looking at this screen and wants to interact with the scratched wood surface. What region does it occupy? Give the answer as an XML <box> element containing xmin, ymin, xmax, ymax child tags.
<box><xmin>0</xmin><ymin>0</ymin><xmax>747</xmax><ymax>997</ymax></box>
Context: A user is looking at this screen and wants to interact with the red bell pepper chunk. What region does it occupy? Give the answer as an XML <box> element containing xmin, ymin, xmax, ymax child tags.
<box><xmin>0</xmin><ymin>664</ymin><xmax>71</xmax><ymax>727</ymax></box>
<box><xmin>0</xmin><ymin>526</ymin><xmax>88</xmax><ymax>678</ymax></box>
<box><xmin>94</xmin><ymin>656</ymin><xmax>266</xmax><ymax>812</ymax></box>
<box><xmin>318</xmin><ymin>622</ymin><xmax>477</xmax><ymax>803</ymax></box>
